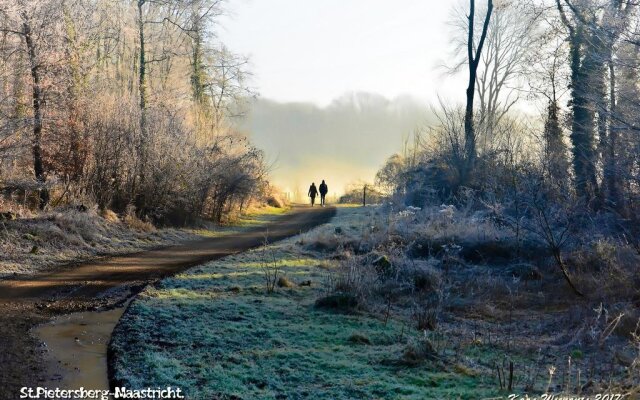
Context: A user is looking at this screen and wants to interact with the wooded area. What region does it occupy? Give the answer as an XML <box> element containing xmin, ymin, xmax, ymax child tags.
<box><xmin>0</xmin><ymin>0</ymin><xmax>266</xmax><ymax>224</ymax></box>
<box><xmin>374</xmin><ymin>0</ymin><xmax>640</xmax><ymax>296</ymax></box>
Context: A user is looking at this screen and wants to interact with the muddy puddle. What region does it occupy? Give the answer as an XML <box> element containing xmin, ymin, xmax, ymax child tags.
<box><xmin>34</xmin><ymin>305</ymin><xmax>128</xmax><ymax>396</ymax></box>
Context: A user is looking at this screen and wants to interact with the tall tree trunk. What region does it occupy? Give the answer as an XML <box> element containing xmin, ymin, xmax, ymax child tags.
<box><xmin>62</xmin><ymin>2</ymin><xmax>86</xmax><ymax>185</ymax></box>
<box><xmin>556</xmin><ymin>1</ymin><xmax>596</xmax><ymax>202</ymax></box>
<box><xmin>604</xmin><ymin>59</ymin><xmax>621</xmax><ymax>210</ymax></box>
<box><xmin>463</xmin><ymin>0</ymin><xmax>493</xmax><ymax>186</ymax></box>
<box><xmin>22</xmin><ymin>18</ymin><xmax>48</xmax><ymax>209</ymax></box>
<box><xmin>464</xmin><ymin>67</ymin><xmax>477</xmax><ymax>185</ymax></box>
<box><xmin>190</xmin><ymin>15</ymin><xmax>209</xmax><ymax>143</ymax></box>
<box><xmin>615</xmin><ymin>42</ymin><xmax>639</xmax><ymax>208</ymax></box>
<box><xmin>137</xmin><ymin>0</ymin><xmax>147</xmax><ymax>129</ymax></box>
<box><xmin>594</xmin><ymin>77</ymin><xmax>607</xmax><ymax>208</ymax></box>
<box><xmin>191</xmin><ymin>22</ymin><xmax>205</xmax><ymax>105</ymax></box>
<box><xmin>567</xmin><ymin>27</ymin><xmax>598</xmax><ymax>201</ymax></box>
<box><xmin>544</xmin><ymin>100</ymin><xmax>569</xmax><ymax>184</ymax></box>
<box><xmin>135</xmin><ymin>0</ymin><xmax>148</xmax><ymax>211</ymax></box>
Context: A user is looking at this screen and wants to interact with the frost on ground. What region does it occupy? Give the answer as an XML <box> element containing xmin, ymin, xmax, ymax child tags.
<box><xmin>111</xmin><ymin>204</ymin><xmax>640</xmax><ymax>399</ymax></box>
<box><xmin>0</xmin><ymin>205</ymin><xmax>287</xmax><ymax>278</ymax></box>
<box><xmin>110</xmin><ymin>207</ymin><xmax>496</xmax><ymax>399</ymax></box>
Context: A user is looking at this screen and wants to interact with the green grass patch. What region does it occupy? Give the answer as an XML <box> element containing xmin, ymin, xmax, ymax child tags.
<box><xmin>111</xmin><ymin>208</ymin><xmax>498</xmax><ymax>399</ymax></box>
<box><xmin>232</xmin><ymin>205</ymin><xmax>290</xmax><ymax>227</ymax></box>
<box><xmin>186</xmin><ymin>206</ymin><xmax>291</xmax><ymax>238</ymax></box>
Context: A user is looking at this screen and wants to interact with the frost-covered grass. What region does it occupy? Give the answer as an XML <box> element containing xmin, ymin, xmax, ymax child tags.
<box><xmin>0</xmin><ymin>205</ymin><xmax>288</xmax><ymax>278</ymax></box>
<box><xmin>184</xmin><ymin>205</ymin><xmax>289</xmax><ymax>237</ymax></box>
<box><xmin>110</xmin><ymin>207</ymin><xmax>496</xmax><ymax>399</ymax></box>
<box><xmin>223</xmin><ymin>205</ymin><xmax>290</xmax><ymax>228</ymax></box>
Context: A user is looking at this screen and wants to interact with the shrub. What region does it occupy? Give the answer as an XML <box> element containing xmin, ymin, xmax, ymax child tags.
<box><xmin>315</xmin><ymin>292</ymin><xmax>359</xmax><ymax>312</ymax></box>
<box><xmin>507</xmin><ymin>263</ymin><xmax>543</xmax><ymax>281</ymax></box>
<box><xmin>412</xmin><ymin>293</ymin><xmax>442</xmax><ymax>331</ymax></box>
<box><xmin>402</xmin><ymin>337</ymin><xmax>437</xmax><ymax>366</ymax></box>
<box><xmin>303</xmin><ymin>229</ymin><xmax>359</xmax><ymax>254</ymax></box>
<box><xmin>259</xmin><ymin>240</ymin><xmax>281</xmax><ymax>293</ymax></box>
<box><xmin>266</xmin><ymin>195</ymin><xmax>284</xmax><ymax>208</ymax></box>
<box><xmin>412</xmin><ymin>263</ymin><xmax>442</xmax><ymax>293</ymax></box>
<box><xmin>52</xmin><ymin>209</ymin><xmax>104</xmax><ymax>242</ymax></box>
<box><xmin>99</xmin><ymin>208</ymin><xmax>119</xmax><ymax>223</ymax></box>
<box><xmin>277</xmin><ymin>276</ymin><xmax>294</xmax><ymax>288</ymax></box>
<box><xmin>347</xmin><ymin>332</ymin><xmax>372</xmax><ymax>345</ymax></box>
<box><xmin>123</xmin><ymin>213</ymin><xmax>155</xmax><ymax>232</ymax></box>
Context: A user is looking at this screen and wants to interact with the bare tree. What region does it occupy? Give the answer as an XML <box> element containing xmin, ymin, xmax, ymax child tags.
<box><xmin>0</xmin><ymin>0</ymin><xmax>267</xmax><ymax>224</ymax></box>
<box><xmin>462</xmin><ymin>0</ymin><xmax>493</xmax><ymax>185</ymax></box>
<box><xmin>0</xmin><ymin>1</ymin><xmax>66</xmax><ymax>208</ymax></box>
<box><xmin>452</xmin><ymin>1</ymin><xmax>542</xmax><ymax>141</ymax></box>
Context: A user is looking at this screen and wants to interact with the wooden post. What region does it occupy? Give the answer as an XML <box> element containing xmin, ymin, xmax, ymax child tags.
<box><xmin>363</xmin><ymin>184</ymin><xmax>367</xmax><ymax>207</ymax></box>
<box><xmin>508</xmin><ymin>361</ymin><xmax>514</xmax><ymax>391</ymax></box>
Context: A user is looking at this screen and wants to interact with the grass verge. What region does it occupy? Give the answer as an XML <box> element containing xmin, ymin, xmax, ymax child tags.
<box><xmin>0</xmin><ymin>204</ymin><xmax>289</xmax><ymax>278</ymax></box>
<box><xmin>110</xmin><ymin>207</ymin><xmax>496</xmax><ymax>399</ymax></box>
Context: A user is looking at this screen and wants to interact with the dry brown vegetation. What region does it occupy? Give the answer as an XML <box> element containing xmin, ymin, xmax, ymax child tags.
<box><xmin>322</xmin><ymin>2</ymin><xmax>640</xmax><ymax>394</ymax></box>
<box><xmin>0</xmin><ymin>202</ymin><xmax>202</xmax><ymax>277</ymax></box>
<box><xmin>0</xmin><ymin>0</ymin><xmax>287</xmax><ymax>278</ymax></box>
<box><xmin>308</xmin><ymin>203</ymin><xmax>640</xmax><ymax>395</ymax></box>
<box><xmin>0</xmin><ymin>0</ymin><xmax>274</xmax><ymax>228</ymax></box>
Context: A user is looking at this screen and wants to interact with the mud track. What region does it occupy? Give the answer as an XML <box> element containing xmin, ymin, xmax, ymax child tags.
<box><xmin>0</xmin><ymin>206</ymin><xmax>335</xmax><ymax>399</ymax></box>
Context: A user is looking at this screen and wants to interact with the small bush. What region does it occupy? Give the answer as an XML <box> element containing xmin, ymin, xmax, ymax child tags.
<box><xmin>569</xmin><ymin>239</ymin><xmax>639</xmax><ymax>300</ymax></box>
<box><xmin>406</xmin><ymin>238</ymin><xmax>448</xmax><ymax>259</ymax></box>
<box><xmin>100</xmin><ymin>208</ymin><xmax>119</xmax><ymax>223</ymax></box>
<box><xmin>124</xmin><ymin>213</ymin><xmax>155</xmax><ymax>232</ymax></box>
<box><xmin>402</xmin><ymin>337</ymin><xmax>437</xmax><ymax>366</ymax></box>
<box><xmin>372</xmin><ymin>255</ymin><xmax>394</xmax><ymax>279</ymax></box>
<box><xmin>507</xmin><ymin>263</ymin><xmax>543</xmax><ymax>281</ymax></box>
<box><xmin>315</xmin><ymin>292</ymin><xmax>359</xmax><ymax>311</ymax></box>
<box><xmin>347</xmin><ymin>332</ymin><xmax>371</xmax><ymax>345</ymax></box>
<box><xmin>304</xmin><ymin>231</ymin><xmax>358</xmax><ymax>253</ymax></box>
<box><xmin>459</xmin><ymin>240</ymin><xmax>519</xmax><ymax>264</ymax></box>
<box><xmin>277</xmin><ymin>276</ymin><xmax>294</xmax><ymax>288</ymax></box>
<box><xmin>266</xmin><ymin>195</ymin><xmax>284</xmax><ymax>208</ymax></box>
<box><xmin>412</xmin><ymin>302</ymin><xmax>440</xmax><ymax>331</ymax></box>
<box><xmin>259</xmin><ymin>241</ymin><xmax>281</xmax><ymax>293</ymax></box>
<box><xmin>53</xmin><ymin>210</ymin><xmax>104</xmax><ymax>241</ymax></box>
<box><xmin>412</xmin><ymin>263</ymin><xmax>442</xmax><ymax>293</ymax></box>
<box><xmin>0</xmin><ymin>211</ymin><xmax>17</xmax><ymax>221</ymax></box>
<box><xmin>614</xmin><ymin>308</ymin><xmax>640</xmax><ymax>339</ymax></box>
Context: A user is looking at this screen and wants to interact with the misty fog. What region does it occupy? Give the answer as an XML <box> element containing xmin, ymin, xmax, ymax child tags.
<box><xmin>238</xmin><ymin>92</ymin><xmax>433</xmax><ymax>200</ymax></box>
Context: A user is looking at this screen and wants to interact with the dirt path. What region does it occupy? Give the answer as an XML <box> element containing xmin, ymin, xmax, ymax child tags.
<box><xmin>0</xmin><ymin>206</ymin><xmax>335</xmax><ymax>399</ymax></box>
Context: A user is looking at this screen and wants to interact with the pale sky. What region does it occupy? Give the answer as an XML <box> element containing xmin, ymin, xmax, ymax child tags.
<box><xmin>218</xmin><ymin>0</ymin><xmax>463</xmax><ymax>106</ymax></box>
<box><xmin>217</xmin><ymin>1</ymin><xmax>465</xmax><ymax>197</ymax></box>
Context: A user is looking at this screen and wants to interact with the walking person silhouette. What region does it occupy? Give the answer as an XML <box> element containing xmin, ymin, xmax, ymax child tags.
<box><xmin>319</xmin><ymin>180</ymin><xmax>328</xmax><ymax>207</ymax></box>
<box><xmin>308</xmin><ymin>182</ymin><xmax>318</xmax><ymax>207</ymax></box>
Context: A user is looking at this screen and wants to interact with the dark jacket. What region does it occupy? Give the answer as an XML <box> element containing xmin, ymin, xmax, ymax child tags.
<box><xmin>319</xmin><ymin>182</ymin><xmax>328</xmax><ymax>195</ymax></box>
<box><xmin>308</xmin><ymin>185</ymin><xmax>318</xmax><ymax>197</ymax></box>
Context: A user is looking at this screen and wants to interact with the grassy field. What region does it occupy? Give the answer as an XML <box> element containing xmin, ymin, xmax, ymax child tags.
<box><xmin>110</xmin><ymin>207</ymin><xmax>498</xmax><ymax>399</ymax></box>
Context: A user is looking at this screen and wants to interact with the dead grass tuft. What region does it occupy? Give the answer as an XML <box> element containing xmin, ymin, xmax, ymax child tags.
<box><xmin>123</xmin><ymin>213</ymin><xmax>155</xmax><ymax>232</ymax></box>
<box><xmin>277</xmin><ymin>276</ymin><xmax>294</xmax><ymax>288</ymax></box>
<box><xmin>99</xmin><ymin>208</ymin><xmax>119</xmax><ymax>222</ymax></box>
